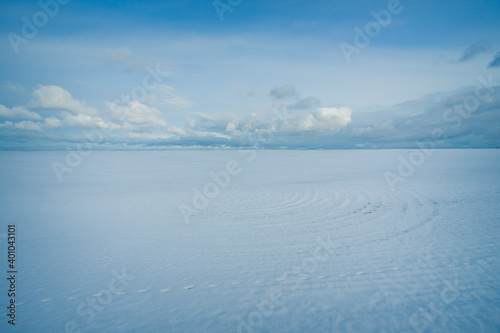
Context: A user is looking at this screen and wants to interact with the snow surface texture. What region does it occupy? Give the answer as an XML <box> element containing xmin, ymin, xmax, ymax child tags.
<box><xmin>0</xmin><ymin>150</ymin><xmax>499</xmax><ymax>332</ymax></box>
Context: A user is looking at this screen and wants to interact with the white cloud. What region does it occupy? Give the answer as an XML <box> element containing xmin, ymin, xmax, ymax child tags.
<box><xmin>225</xmin><ymin>121</ymin><xmax>238</xmax><ymax>133</ymax></box>
<box><xmin>44</xmin><ymin>116</ymin><xmax>62</xmax><ymax>128</ymax></box>
<box><xmin>62</xmin><ymin>112</ymin><xmax>120</xmax><ymax>129</ymax></box>
<box><xmin>185</xmin><ymin>103</ymin><xmax>353</xmax><ymax>138</ymax></box>
<box><xmin>106</xmin><ymin>100</ymin><xmax>167</xmax><ymax>126</ymax></box>
<box><xmin>0</xmin><ymin>105</ymin><xmax>41</xmax><ymax>120</ymax></box>
<box><xmin>187</xmin><ymin>111</ymin><xmax>240</xmax><ymax>133</ymax></box>
<box><xmin>14</xmin><ymin>121</ymin><xmax>43</xmax><ymax>131</ymax></box>
<box><xmin>291</xmin><ymin>107</ymin><xmax>352</xmax><ymax>132</ymax></box>
<box><xmin>0</xmin><ymin>121</ymin><xmax>13</xmax><ymax>128</ymax></box>
<box><xmin>30</xmin><ymin>85</ymin><xmax>98</xmax><ymax>115</ymax></box>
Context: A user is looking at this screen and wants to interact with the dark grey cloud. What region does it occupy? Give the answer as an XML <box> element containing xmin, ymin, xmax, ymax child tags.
<box><xmin>459</xmin><ymin>40</ymin><xmax>490</xmax><ymax>62</ymax></box>
<box><xmin>487</xmin><ymin>52</ymin><xmax>500</xmax><ymax>68</ymax></box>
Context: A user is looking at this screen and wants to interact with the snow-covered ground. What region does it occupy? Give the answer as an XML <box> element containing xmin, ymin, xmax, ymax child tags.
<box><xmin>0</xmin><ymin>149</ymin><xmax>499</xmax><ymax>332</ymax></box>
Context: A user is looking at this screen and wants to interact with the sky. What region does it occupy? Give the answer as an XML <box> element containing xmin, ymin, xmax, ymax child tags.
<box><xmin>0</xmin><ymin>0</ymin><xmax>499</xmax><ymax>149</ymax></box>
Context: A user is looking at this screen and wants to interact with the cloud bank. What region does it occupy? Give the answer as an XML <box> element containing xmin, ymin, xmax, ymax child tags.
<box><xmin>0</xmin><ymin>80</ymin><xmax>499</xmax><ymax>150</ymax></box>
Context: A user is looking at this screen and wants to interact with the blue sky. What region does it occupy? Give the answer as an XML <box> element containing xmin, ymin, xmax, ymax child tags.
<box><xmin>0</xmin><ymin>0</ymin><xmax>499</xmax><ymax>149</ymax></box>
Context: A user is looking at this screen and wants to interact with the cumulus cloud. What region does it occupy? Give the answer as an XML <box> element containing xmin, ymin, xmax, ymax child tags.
<box><xmin>186</xmin><ymin>102</ymin><xmax>353</xmax><ymax>142</ymax></box>
<box><xmin>3</xmin><ymin>79</ymin><xmax>497</xmax><ymax>149</ymax></box>
<box><xmin>106</xmin><ymin>100</ymin><xmax>167</xmax><ymax>127</ymax></box>
<box><xmin>487</xmin><ymin>52</ymin><xmax>500</xmax><ymax>68</ymax></box>
<box><xmin>0</xmin><ymin>105</ymin><xmax>41</xmax><ymax>120</ymax></box>
<box><xmin>44</xmin><ymin>117</ymin><xmax>62</xmax><ymax>128</ymax></box>
<box><xmin>181</xmin><ymin>104</ymin><xmax>353</xmax><ymax>148</ymax></box>
<box><xmin>290</xmin><ymin>96</ymin><xmax>321</xmax><ymax>110</ymax></box>
<box><xmin>30</xmin><ymin>85</ymin><xmax>98</xmax><ymax>115</ymax></box>
<box><xmin>270</xmin><ymin>83</ymin><xmax>298</xmax><ymax>100</ymax></box>
<box><xmin>61</xmin><ymin>112</ymin><xmax>120</xmax><ymax>129</ymax></box>
<box><xmin>188</xmin><ymin>111</ymin><xmax>238</xmax><ymax>132</ymax></box>
<box><xmin>289</xmin><ymin>107</ymin><xmax>352</xmax><ymax>132</ymax></box>
<box><xmin>14</xmin><ymin>120</ymin><xmax>43</xmax><ymax>131</ymax></box>
<box><xmin>459</xmin><ymin>40</ymin><xmax>490</xmax><ymax>62</ymax></box>
<box><xmin>225</xmin><ymin>121</ymin><xmax>238</xmax><ymax>133</ymax></box>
